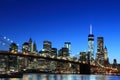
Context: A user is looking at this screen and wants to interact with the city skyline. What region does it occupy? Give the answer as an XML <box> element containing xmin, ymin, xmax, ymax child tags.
<box><xmin>0</xmin><ymin>34</ymin><xmax>117</xmax><ymax>63</ymax></box>
<box><xmin>0</xmin><ymin>0</ymin><xmax>120</xmax><ymax>63</ymax></box>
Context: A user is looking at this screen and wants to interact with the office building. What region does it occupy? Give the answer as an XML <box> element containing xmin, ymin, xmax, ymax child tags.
<box><xmin>29</xmin><ymin>38</ymin><xmax>37</xmax><ymax>53</ymax></box>
<box><xmin>22</xmin><ymin>42</ymin><xmax>29</xmax><ymax>53</ymax></box>
<box><xmin>22</xmin><ymin>38</ymin><xmax>37</xmax><ymax>53</ymax></box>
<box><xmin>58</xmin><ymin>47</ymin><xmax>69</xmax><ymax>57</ymax></box>
<box><xmin>96</xmin><ymin>37</ymin><xmax>104</xmax><ymax>62</ymax></box>
<box><xmin>88</xmin><ymin>25</ymin><xmax>94</xmax><ymax>61</ymax></box>
<box><xmin>43</xmin><ymin>40</ymin><xmax>52</xmax><ymax>52</ymax></box>
<box><xmin>64</xmin><ymin>42</ymin><xmax>71</xmax><ymax>53</ymax></box>
<box><xmin>96</xmin><ymin>37</ymin><xmax>109</xmax><ymax>66</ymax></box>
<box><xmin>104</xmin><ymin>46</ymin><xmax>108</xmax><ymax>61</ymax></box>
<box><xmin>79</xmin><ymin>52</ymin><xmax>87</xmax><ymax>62</ymax></box>
<box><xmin>51</xmin><ymin>48</ymin><xmax>57</xmax><ymax>57</ymax></box>
<box><xmin>9</xmin><ymin>43</ymin><xmax>18</xmax><ymax>53</ymax></box>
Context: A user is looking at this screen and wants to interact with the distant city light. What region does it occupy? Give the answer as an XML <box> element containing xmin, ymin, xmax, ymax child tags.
<box><xmin>18</xmin><ymin>49</ymin><xmax>21</xmax><ymax>52</ymax></box>
<box><xmin>11</xmin><ymin>40</ymin><xmax>13</xmax><ymax>43</ymax></box>
<box><xmin>2</xmin><ymin>43</ymin><xmax>5</xmax><ymax>45</ymax></box>
<box><xmin>7</xmin><ymin>38</ymin><xmax>10</xmax><ymax>41</ymax></box>
<box><xmin>17</xmin><ymin>44</ymin><xmax>19</xmax><ymax>46</ymax></box>
<box><xmin>3</xmin><ymin>36</ymin><xmax>6</xmax><ymax>39</ymax></box>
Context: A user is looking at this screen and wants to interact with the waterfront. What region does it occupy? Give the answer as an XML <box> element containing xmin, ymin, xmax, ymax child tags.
<box><xmin>1</xmin><ymin>74</ymin><xmax>119</xmax><ymax>80</ymax></box>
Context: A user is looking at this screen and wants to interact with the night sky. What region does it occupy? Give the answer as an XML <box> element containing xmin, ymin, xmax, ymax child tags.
<box><xmin>0</xmin><ymin>0</ymin><xmax>120</xmax><ymax>63</ymax></box>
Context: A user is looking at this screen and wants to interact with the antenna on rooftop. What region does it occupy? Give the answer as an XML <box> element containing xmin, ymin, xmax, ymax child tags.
<box><xmin>90</xmin><ymin>24</ymin><xmax>92</xmax><ymax>34</ymax></box>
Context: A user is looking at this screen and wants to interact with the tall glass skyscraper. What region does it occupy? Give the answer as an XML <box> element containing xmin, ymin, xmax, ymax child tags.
<box><xmin>64</xmin><ymin>42</ymin><xmax>71</xmax><ymax>53</ymax></box>
<box><xmin>88</xmin><ymin>24</ymin><xmax>94</xmax><ymax>61</ymax></box>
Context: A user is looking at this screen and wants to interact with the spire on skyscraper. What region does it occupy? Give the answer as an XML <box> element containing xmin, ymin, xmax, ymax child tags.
<box><xmin>90</xmin><ymin>24</ymin><xmax>92</xmax><ymax>34</ymax></box>
<box><xmin>29</xmin><ymin>38</ymin><xmax>32</xmax><ymax>44</ymax></box>
<box><xmin>105</xmin><ymin>46</ymin><xmax>107</xmax><ymax>49</ymax></box>
<box><xmin>88</xmin><ymin>24</ymin><xmax>94</xmax><ymax>61</ymax></box>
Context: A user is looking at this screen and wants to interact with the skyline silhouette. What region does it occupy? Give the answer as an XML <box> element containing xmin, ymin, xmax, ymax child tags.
<box><xmin>0</xmin><ymin>33</ymin><xmax>117</xmax><ymax>64</ymax></box>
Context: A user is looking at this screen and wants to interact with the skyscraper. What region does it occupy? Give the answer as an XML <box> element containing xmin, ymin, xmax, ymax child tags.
<box><xmin>29</xmin><ymin>38</ymin><xmax>37</xmax><ymax>53</ymax></box>
<box><xmin>51</xmin><ymin>48</ymin><xmax>57</xmax><ymax>57</ymax></box>
<box><xmin>97</xmin><ymin>37</ymin><xmax>104</xmax><ymax>51</ymax></box>
<box><xmin>88</xmin><ymin>24</ymin><xmax>94</xmax><ymax>61</ymax></box>
<box><xmin>104</xmin><ymin>46</ymin><xmax>108</xmax><ymax>61</ymax></box>
<box><xmin>96</xmin><ymin>37</ymin><xmax>104</xmax><ymax>62</ymax></box>
<box><xmin>96</xmin><ymin>37</ymin><xmax>109</xmax><ymax>66</ymax></box>
<box><xmin>9</xmin><ymin>43</ymin><xmax>18</xmax><ymax>53</ymax></box>
<box><xmin>22</xmin><ymin>38</ymin><xmax>37</xmax><ymax>53</ymax></box>
<box><xmin>58</xmin><ymin>47</ymin><xmax>69</xmax><ymax>57</ymax></box>
<box><xmin>22</xmin><ymin>42</ymin><xmax>30</xmax><ymax>53</ymax></box>
<box><xmin>29</xmin><ymin>38</ymin><xmax>33</xmax><ymax>52</ymax></box>
<box><xmin>64</xmin><ymin>42</ymin><xmax>71</xmax><ymax>53</ymax></box>
<box><xmin>43</xmin><ymin>40</ymin><xmax>52</xmax><ymax>52</ymax></box>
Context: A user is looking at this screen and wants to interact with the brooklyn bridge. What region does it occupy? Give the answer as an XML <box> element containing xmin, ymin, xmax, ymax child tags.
<box><xmin>0</xmin><ymin>35</ymin><xmax>118</xmax><ymax>76</ymax></box>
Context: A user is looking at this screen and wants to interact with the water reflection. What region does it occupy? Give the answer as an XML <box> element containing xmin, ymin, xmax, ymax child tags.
<box><xmin>107</xmin><ymin>75</ymin><xmax>120</xmax><ymax>80</ymax></box>
<box><xmin>1</xmin><ymin>74</ymin><xmax>120</xmax><ymax>80</ymax></box>
<box><xmin>22</xmin><ymin>74</ymin><xmax>84</xmax><ymax>80</ymax></box>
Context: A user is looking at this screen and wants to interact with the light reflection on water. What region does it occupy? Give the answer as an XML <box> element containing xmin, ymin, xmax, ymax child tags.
<box><xmin>1</xmin><ymin>74</ymin><xmax>120</xmax><ymax>80</ymax></box>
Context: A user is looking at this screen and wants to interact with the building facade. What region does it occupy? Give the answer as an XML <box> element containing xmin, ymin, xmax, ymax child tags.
<box><xmin>96</xmin><ymin>37</ymin><xmax>109</xmax><ymax>66</ymax></box>
<box><xmin>88</xmin><ymin>25</ymin><xmax>94</xmax><ymax>61</ymax></box>
<box><xmin>64</xmin><ymin>42</ymin><xmax>71</xmax><ymax>54</ymax></box>
<box><xmin>51</xmin><ymin>48</ymin><xmax>57</xmax><ymax>57</ymax></box>
<box><xmin>79</xmin><ymin>52</ymin><xmax>87</xmax><ymax>62</ymax></box>
<box><xmin>9</xmin><ymin>43</ymin><xmax>18</xmax><ymax>53</ymax></box>
<box><xmin>58</xmin><ymin>47</ymin><xmax>69</xmax><ymax>57</ymax></box>
<box><xmin>96</xmin><ymin>37</ymin><xmax>104</xmax><ymax>63</ymax></box>
<box><xmin>22</xmin><ymin>38</ymin><xmax>37</xmax><ymax>53</ymax></box>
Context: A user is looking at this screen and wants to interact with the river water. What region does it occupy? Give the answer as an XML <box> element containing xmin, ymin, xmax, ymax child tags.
<box><xmin>1</xmin><ymin>74</ymin><xmax>120</xmax><ymax>80</ymax></box>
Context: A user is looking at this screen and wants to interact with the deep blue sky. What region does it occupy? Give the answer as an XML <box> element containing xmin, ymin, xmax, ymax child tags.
<box><xmin>0</xmin><ymin>0</ymin><xmax>120</xmax><ymax>63</ymax></box>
